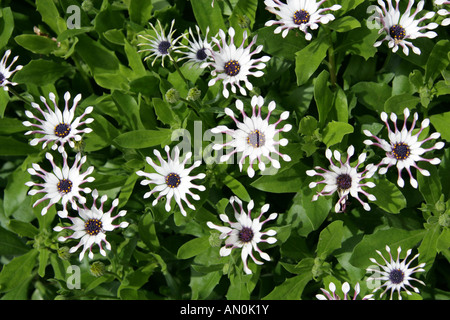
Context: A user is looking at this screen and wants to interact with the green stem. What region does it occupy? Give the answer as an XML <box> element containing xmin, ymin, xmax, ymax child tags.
<box><xmin>171</xmin><ymin>57</ymin><xmax>189</xmax><ymax>86</ymax></box>
<box><xmin>8</xmin><ymin>87</ymin><xmax>32</xmax><ymax>107</ymax></box>
<box><xmin>328</xmin><ymin>45</ymin><xmax>337</xmax><ymax>88</ymax></box>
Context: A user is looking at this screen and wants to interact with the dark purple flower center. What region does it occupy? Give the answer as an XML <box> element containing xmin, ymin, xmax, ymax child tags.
<box><xmin>85</xmin><ymin>218</ymin><xmax>103</xmax><ymax>236</ymax></box>
<box><xmin>57</xmin><ymin>179</ymin><xmax>73</xmax><ymax>194</ymax></box>
<box><xmin>293</xmin><ymin>9</ymin><xmax>310</xmax><ymax>25</ymax></box>
<box><xmin>224</xmin><ymin>60</ymin><xmax>240</xmax><ymax>76</ymax></box>
<box><xmin>389</xmin><ymin>269</ymin><xmax>405</xmax><ymax>284</ymax></box>
<box><xmin>392</xmin><ymin>143</ymin><xmax>410</xmax><ymax>160</ymax></box>
<box><xmin>158</xmin><ymin>40</ymin><xmax>171</xmax><ymax>55</ymax></box>
<box><xmin>336</xmin><ymin>174</ymin><xmax>352</xmax><ymax>190</ymax></box>
<box><xmin>165</xmin><ymin>173</ymin><xmax>181</xmax><ymax>188</ymax></box>
<box><xmin>389</xmin><ymin>25</ymin><xmax>406</xmax><ymax>41</ymax></box>
<box><xmin>247</xmin><ymin>130</ymin><xmax>266</xmax><ymax>148</ymax></box>
<box><xmin>196</xmin><ymin>48</ymin><xmax>208</xmax><ymax>61</ymax></box>
<box><xmin>54</xmin><ymin>123</ymin><xmax>71</xmax><ymax>138</ymax></box>
<box><xmin>238</xmin><ymin>227</ymin><xmax>254</xmax><ymax>243</ymax></box>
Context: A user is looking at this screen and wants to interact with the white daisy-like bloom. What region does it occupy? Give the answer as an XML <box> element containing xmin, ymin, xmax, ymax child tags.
<box><xmin>137</xmin><ymin>19</ymin><xmax>184</xmax><ymax>67</ymax></box>
<box><xmin>435</xmin><ymin>0</ymin><xmax>450</xmax><ymax>26</ymax></box>
<box><xmin>136</xmin><ymin>145</ymin><xmax>206</xmax><ymax>216</ymax></box>
<box><xmin>316</xmin><ymin>282</ymin><xmax>374</xmax><ymax>300</ymax></box>
<box><xmin>306</xmin><ymin>145</ymin><xmax>377</xmax><ymax>213</ymax></box>
<box><xmin>211</xmin><ymin>95</ymin><xmax>292</xmax><ymax>178</ymax></box>
<box><xmin>366</xmin><ymin>245</ymin><xmax>426</xmax><ymax>300</ymax></box>
<box><xmin>264</xmin><ymin>0</ymin><xmax>342</xmax><ymax>40</ymax></box>
<box><xmin>363</xmin><ymin>108</ymin><xmax>444</xmax><ymax>189</ymax></box>
<box><xmin>26</xmin><ymin>152</ymin><xmax>95</xmax><ymax>217</ymax></box>
<box><xmin>53</xmin><ymin>189</ymin><xmax>129</xmax><ymax>261</ymax></box>
<box><xmin>202</xmin><ymin>27</ymin><xmax>271</xmax><ymax>99</ymax></box>
<box><xmin>23</xmin><ymin>92</ymin><xmax>94</xmax><ymax>154</ymax></box>
<box><xmin>373</xmin><ymin>0</ymin><xmax>439</xmax><ymax>55</ymax></box>
<box><xmin>207</xmin><ymin>196</ymin><xmax>278</xmax><ymax>275</ymax></box>
<box><xmin>179</xmin><ymin>25</ymin><xmax>214</xmax><ymax>68</ymax></box>
<box><xmin>0</xmin><ymin>49</ymin><xmax>23</xmax><ymax>91</ymax></box>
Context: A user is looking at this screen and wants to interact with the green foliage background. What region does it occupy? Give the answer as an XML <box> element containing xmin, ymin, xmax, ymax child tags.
<box><xmin>0</xmin><ymin>0</ymin><xmax>449</xmax><ymax>300</ymax></box>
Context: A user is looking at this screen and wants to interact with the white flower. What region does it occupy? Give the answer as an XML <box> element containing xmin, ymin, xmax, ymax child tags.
<box><xmin>207</xmin><ymin>196</ymin><xmax>278</xmax><ymax>275</ymax></box>
<box><xmin>202</xmin><ymin>27</ymin><xmax>270</xmax><ymax>98</ymax></box>
<box><xmin>363</xmin><ymin>108</ymin><xmax>444</xmax><ymax>189</ymax></box>
<box><xmin>264</xmin><ymin>0</ymin><xmax>342</xmax><ymax>40</ymax></box>
<box><xmin>23</xmin><ymin>92</ymin><xmax>94</xmax><ymax>153</ymax></box>
<box><xmin>54</xmin><ymin>189</ymin><xmax>129</xmax><ymax>260</ymax></box>
<box><xmin>373</xmin><ymin>0</ymin><xmax>439</xmax><ymax>55</ymax></box>
<box><xmin>26</xmin><ymin>152</ymin><xmax>95</xmax><ymax>217</ymax></box>
<box><xmin>179</xmin><ymin>25</ymin><xmax>214</xmax><ymax>68</ymax></box>
<box><xmin>316</xmin><ymin>282</ymin><xmax>374</xmax><ymax>300</ymax></box>
<box><xmin>306</xmin><ymin>145</ymin><xmax>377</xmax><ymax>213</ymax></box>
<box><xmin>0</xmin><ymin>49</ymin><xmax>23</xmax><ymax>91</ymax></box>
<box><xmin>137</xmin><ymin>19</ymin><xmax>183</xmax><ymax>67</ymax></box>
<box><xmin>435</xmin><ymin>0</ymin><xmax>450</xmax><ymax>26</ymax></box>
<box><xmin>366</xmin><ymin>245</ymin><xmax>426</xmax><ymax>300</ymax></box>
<box><xmin>136</xmin><ymin>146</ymin><xmax>206</xmax><ymax>216</ymax></box>
<box><xmin>211</xmin><ymin>96</ymin><xmax>292</xmax><ymax>178</ymax></box>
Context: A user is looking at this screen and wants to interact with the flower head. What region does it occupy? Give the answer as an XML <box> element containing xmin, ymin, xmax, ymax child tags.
<box><xmin>0</xmin><ymin>49</ymin><xmax>23</xmax><ymax>91</ymax></box>
<box><xmin>306</xmin><ymin>146</ymin><xmax>377</xmax><ymax>213</ymax></box>
<box><xmin>211</xmin><ymin>95</ymin><xmax>292</xmax><ymax>178</ymax></box>
<box><xmin>136</xmin><ymin>146</ymin><xmax>206</xmax><ymax>216</ymax></box>
<box><xmin>435</xmin><ymin>0</ymin><xmax>450</xmax><ymax>26</ymax></box>
<box><xmin>363</xmin><ymin>108</ymin><xmax>444</xmax><ymax>189</ymax></box>
<box><xmin>137</xmin><ymin>19</ymin><xmax>183</xmax><ymax>67</ymax></box>
<box><xmin>316</xmin><ymin>282</ymin><xmax>374</xmax><ymax>300</ymax></box>
<box><xmin>203</xmin><ymin>27</ymin><xmax>270</xmax><ymax>98</ymax></box>
<box><xmin>366</xmin><ymin>245</ymin><xmax>426</xmax><ymax>300</ymax></box>
<box><xmin>23</xmin><ymin>92</ymin><xmax>94</xmax><ymax>153</ymax></box>
<box><xmin>26</xmin><ymin>152</ymin><xmax>95</xmax><ymax>217</ymax></box>
<box><xmin>54</xmin><ymin>189</ymin><xmax>129</xmax><ymax>260</ymax></box>
<box><xmin>207</xmin><ymin>196</ymin><xmax>278</xmax><ymax>274</ymax></box>
<box><xmin>373</xmin><ymin>0</ymin><xmax>439</xmax><ymax>55</ymax></box>
<box><xmin>179</xmin><ymin>25</ymin><xmax>214</xmax><ymax>68</ymax></box>
<box><xmin>264</xmin><ymin>0</ymin><xmax>342</xmax><ymax>40</ymax></box>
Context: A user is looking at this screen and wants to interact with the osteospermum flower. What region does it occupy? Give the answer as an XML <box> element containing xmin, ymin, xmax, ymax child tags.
<box><xmin>26</xmin><ymin>152</ymin><xmax>95</xmax><ymax>217</ymax></box>
<box><xmin>136</xmin><ymin>146</ymin><xmax>206</xmax><ymax>216</ymax></box>
<box><xmin>435</xmin><ymin>0</ymin><xmax>450</xmax><ymax>26</ymax></box>
<box><xmin>306</xmin><ymin>145</ymin><xmax>377</xmax><ymax>213</ymax></box>
<box><xmin>54</xmin><ymin>189</ymin><xmax>129</xmax><ymax>260</ymax></box>
<box><xmin>211</xmin><ymin>95</ymin><xmax>292</xmax><ymax>178</ymax></box>
<box><xmin>137</xmin><ymin>19</ymin><xmax>183</xmax><ymax>67</ymax></box>
<box><xmin>207</xmin><ymin>196</ymin><xmax>278</xmax><ymax>275</ymax></box>
<box><xmin>202</xmin><ymin>27</ymin><xmax>270</xmax><ymax>98</ymax></box>
<box><xmin>179</xmin><ymin>25</ymin><xmax>214</xmax><ymax>68</ymax></box>
<box><xmin>316</xmin><ymin>282</ymin><xmax>374</xmax><ymax>300</ymax></box>
<box><xmin>23</xmin><ymin>92</ymin><xmax>94</xmax><ymax>153</ymax></box>
<box><xmin>373</xmin><ymin>0</ymin><xmax>439</xmax><ymax>55</ymax></box>
<box><xmin>0</xmin><ymin>49</ymin><xmax>23</xmax><ymax>91</ymax></box>
<box><xmin>366</xmin><ymin>245</ymin><xmax>426</xmax><ymax>300</ymax></box>
<box><xmin>264</xmin><ymin>0</ymin><xmax>342</xmax><ymax>40</ymax></box>
<box><xmin>363</xmin><ymin>108</ymin><xmax>444</xmax><ymax>188</ymax></box>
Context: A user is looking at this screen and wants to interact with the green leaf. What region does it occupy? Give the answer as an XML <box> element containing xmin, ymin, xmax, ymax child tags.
<box><xmin>370</xmin><ymin>178</ymin><xmax>407</xmax><ymax>214</ymax></box>
<box><xmin>417</xmin><ymin>163</ymin><xmax>442</xmax><ymax>205</ymax></box>
<box><xmin>0</xmin><ymin>226</ymin><xmax>30</xmax><ymax>256</ymax></box>
<box><xmin>14</xmin><ymin>34</ymin><xmax>58</xmax><ymax>55</ymax></box>
<box><xmin>191</xmin><ymin>0</ymin><xmax>226</xmax><ymax>36</ymax></box>
<box><xmin>328</xmin><ymin>16</ymin><xmax>361</xmax><ymax>32</ymax></box>
<box><xmin>316</xmin><ymin>220</ymin><xmax>345</xmax><ymax>259</ymax></box>
<box><xmin>36</xmin><ymin>0</ymin><xmax>67</xmax><ymax>34</ymax></box>
<box><xmin>113</xmin><ymin>128</ymin><xmax>172</xmax><ymax>149</ymax></box>
<box><xmin>430</xmin><ymin>111</ymin><xmax>450</xmax><ymax>142</ymax></box>
<box><xmin>152</xmin><ymin>97</ymin><xmax>178</xmax><ymax>126</ymax></box>
<box><xmin>0</xmin><ymin>7</ymin><xmax>15</xmax><ymax>48</ymax></box>
<box><xmin>250</xmin><ymin>163</ymin><xmax>306</xmax><ymax>194</ymax></box>
<box><xmin>418</xmin><ymin>223</ymin><xmax>441</xmax><ymax>272</ymax></box>
<box><xmin>3</xmin><ymin>166</ymin><xmax>31</xmax><ymax>218</ymax></box>
<box><xmin>384</xmin><ymin>94</ymin><xmax>420</xmax><ymax>114</ymax></box>
<box><xmin>349</xmin><ymin>228</ymin><xmax>426</xmax><ymax>269</ymax></box>
<box><xmin>295</xmin><ymin>36</ymin><xmax>330</xmax><ymax>86</ymax></box>
<box><xmin>111</xmin><ymin>91</ymin><xmax>144</xmax><ymax>131</ymax></box>
<box><xmin>189</xmin><ymin>269</ymin><xmax>222</xmax><ymax>300</ymax></box>
<box><xmin>177</xmin><ymin>236</ymin><xmax>211</xmax><ymax>260</ymax></box>
<box><xmin>13</xmin><ymin>59</ymin><xmax>73</xmax><ymax>86</ymax></box>
<box><xmin>223</xmin><ymin>174</ymin><xmax>251</xmax><ymax>202</ymax></box>
<box><xmin>322</xmin><ymin>121</ymin><xmax>354</xmax><ymax>147</ymax></box>
<box><xmin>256</xmin><ymin>27</ymin><xmax>307</xmax><ymax>60</ymax></box>
<box><xmin>128</xmin><ymin>0</ymin><xmax>153</xmax><ymax>25</ymax></box>
<box><xmin>314</xmin><ymin>70</ymin><xmax>334</xmax><ymax>127</ymax></box>
<box><xmin>425</xmin><ymin>40</ymin><xmax>450</xmax><ymax>83</ymax></box>
<box><xmin>351</xmin><ymin>81</ymin><xmax>392</xmax><ymax>112</ymax></box>
<box><xmin>75</xmin><ymin>34</ymin><xmax>120</xmax><ymax>74</ymax></box>
<box><xmin>0</xmin><ymin>249</ymin><xmax>38</xmax><ymax>293</ymax></box>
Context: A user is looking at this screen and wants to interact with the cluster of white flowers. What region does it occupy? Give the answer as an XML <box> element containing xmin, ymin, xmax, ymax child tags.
<box><xmin>7</xmin><ymin>0</ymin><xmax>444</xmax><ymax>294</ymax></box>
